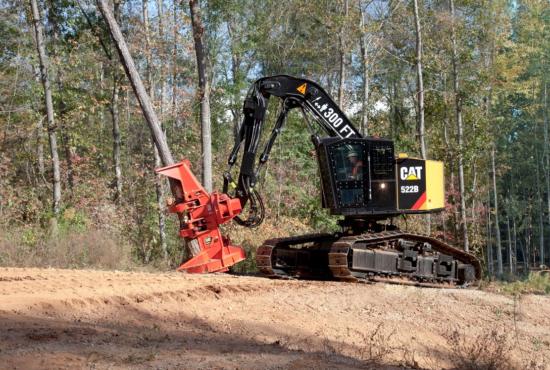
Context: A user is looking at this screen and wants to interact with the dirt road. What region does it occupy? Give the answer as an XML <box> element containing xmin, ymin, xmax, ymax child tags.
<box><xmin>0</xmin><ymin>267</ymin><xmax>548</xmax><ymax>369</ymax></box>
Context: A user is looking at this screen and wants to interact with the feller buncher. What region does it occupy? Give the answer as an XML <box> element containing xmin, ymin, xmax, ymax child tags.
<box><xmin>157</xmin><ymin>75</ymin><xmax>481</xmax><ymax>286</ymax></box>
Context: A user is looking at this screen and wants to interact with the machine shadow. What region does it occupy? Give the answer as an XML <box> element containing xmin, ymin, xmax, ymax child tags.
<box><xmin>0</xmin><ymin>305</ymin><xmax>422</xmax><ymax>369</ymax></box>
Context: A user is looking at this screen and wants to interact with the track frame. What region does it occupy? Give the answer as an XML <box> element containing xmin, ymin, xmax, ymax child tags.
<box><xmin>256</xmin><ymin>230</ymin><xmax>481</xmax><ymax>287</ymax></box>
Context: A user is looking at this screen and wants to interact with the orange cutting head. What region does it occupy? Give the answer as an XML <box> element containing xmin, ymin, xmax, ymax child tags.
<box><xmin>156</xmin><ymin>160</ymin><xmax>246</xmax><ymax>273</ymax></box>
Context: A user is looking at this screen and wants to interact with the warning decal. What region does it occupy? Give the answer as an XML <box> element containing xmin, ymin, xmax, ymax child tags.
<box><xmin>410</xmin><ymin>192</ymin><xmax>427</xmax><ymax>210</ymax></box>
<box><xmin>296</xmin><ymin>83</ymin><xmax>307</xmax><ymax>95</ymax></box>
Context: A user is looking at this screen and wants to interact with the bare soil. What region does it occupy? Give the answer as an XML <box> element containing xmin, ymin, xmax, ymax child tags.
<box><xmin>0</xmin><ymin>267</ymin><xmax>548</xmax><ymax>369</ymax></box>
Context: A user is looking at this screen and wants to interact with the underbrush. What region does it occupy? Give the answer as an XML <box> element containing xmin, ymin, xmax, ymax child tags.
<box><xmin>311</xmin><ymin>324</ymin><xmax>545</xmax><ymax>370</ymax></box>
<box><xmin>317</xmin><ymin>324</ymin><xmax>419</xmax><ymax>368</ymax></box>
<box><xmin>442</xmin><ymin>326</ymin><xmax>547</xmax><ymax>370</ymax></box>
<box><xmin>443</xmin><ymin>328</ymin><xmax>514</xmax><ymax>370</ymax></box>
<box><xmin>0</xmin><ymin>213</ymin><xmax>316</xmax><ymax>272</ymax></box>
<box><xmin>490</xmin><ymin>273</ymin><xmax>550</xmax><ymax>296</ymax></box>
<box><xmin>0</xmin><ymin>225</ymin><xmax>133</xmax><ymax>270</ymax></box>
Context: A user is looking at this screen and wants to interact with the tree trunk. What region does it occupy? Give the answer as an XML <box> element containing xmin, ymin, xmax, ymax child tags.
<box><xmin>143</xmin><ymin>0</ymin><xmax>154</xmax><ymax>102</ymax></box>
<box><xmin>189</xmin><ymin>0</ymin><xmax>212</xmax><ymax>192</ymax></box>
<box><xmin>529</xmin><ymin>213</ymin><xmax>534</xmax><ymax>268</ymax></box>
<box><xmin>157</xmin><ymin>0</ymin><xmax>165</xmax><ymax>120</ymax></box>
<box><xmin>413</xmin><ymin>0</ymin><xmax>430</xmax><ymax>234</ymax></box>
<box><xmin>54</xmin><ymin>82</ymin><xmax>74</xmax><ymax>197</ymax></box>
<box><xmin>526</xmin><ymin>206</ymin><xmax>532</xmax><ymax>269</ymax></box>
<box><xmin>143</xmin><ymin>0</ymin><xmax>168</xmax><ymax>261</ymax></box>
<box><xmin>79</xmin><ymin>0</ymin><xmax>122</xmax><ymax>202</ymax></box>
<box><xmin>337</xmin><ymin>0</ymin><xmax>349</xmax><ymax>109</ymax></box>
<box><xmin>156</xmin><ymin>0</ymin><xmax>168</xmax><ymax>260</ymax></box>
<box><xmin>61</xmin><ymin>124</ymin><xmax>74</xmax><ymax>196</ymax></box>
<box><xmin>449</xmin><ymin>0</ymin><xmax>469</xmax><ymax>252</ymax></box>
<box><xmin>155</xmin><ymin>147</ymin><xmax>168</xmax><ymax>260</ymax></box>
<box><xmin>506</xmin><ymin>215</ymin><xmax>515</xmax><ymax>275</ymax></box>
<box><xmin>30</xmin><ymin>0</ymin><xmax>61</xmax><ymax>219</ymax></box>
<box><xmin>544</xmin><ymin>82</ymin><xmax>549</xmax><ymax>267</ymax></box>
<box><xmin>443</xmin><ymin>77</ymin><xmax>457</xmax><ymax>240</ymax></box>
<box><xmin>227</xmin><ymin>18</ymin><xmax>243</xmax><ymax>142</ymax></box>
<box><xmin>338</xmin><ymin>38</ymin><xmax>346</xmax><ymax>109</ymax></box>
<box><xmin>470</xmin><ymin>160</ymin><xmax>477</xmax><ymax>229</ymax></box>
<box><xmin>359</xmin><ymin>3</ymin><xmax>369</xmax><ymax>136</ymax></box>
<box><xmin>513</xmin><ymin>219</ymin><xmax>519</xmax><ymax>271</ymax></box>
<box><xmin>491</xmin><ymin>145</ymin><xmax>503</xmax><ymax>276</ymax></box>
<box><xmin>537</xmin><ymin>164</ymin><xmax>544</xmax><ymax>267</ymax></box>
<box><xmin>413</xmin><ymin>0</ymin><xmax>426</xmax><ymax>159</ymax></box>
<box><xmin>36</xmin><ymin>114</ymin><xmax>45</xmax><ymax>179</ymax></box>
<box><xmin>97</xmin><ymin>0</ymin><xmax>174</xmax><ymax>166</ymax></box>
<box><xmin>110</xmin><ymin>75</ymin><xmax>122</xmax><ymax>202</ymax></box>
<box><xmin>487</xmin><ymin>194</ymin><xmax>493</xmax><ymax>277</ymax></box>
<box><xmin>47</xmin><ymin>2</ymin><xmax>75</xmax><ymax>197</ymax></box>
<box><xmin>171</xmin><ymin>0</ymin><xmax>178</xmax><ymax>128</ymax></box>
<box><xmin>112</xmin><ymin>3</ymin><xmax>123</xmax><ymax>202</ymax></box>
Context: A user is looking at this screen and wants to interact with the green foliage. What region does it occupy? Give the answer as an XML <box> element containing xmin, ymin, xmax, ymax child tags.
<box><xmin>499</xmin><ymin>273</ymin><xmax>550</xmax><ymax>296</ymax></box>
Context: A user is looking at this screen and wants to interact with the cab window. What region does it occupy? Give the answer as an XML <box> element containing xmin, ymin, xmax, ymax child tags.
<box><xmin>329</xmin><ymin>143</ymin><xmax>367</xmax><ymax>207</ymax></box>
<box><xmin>333</xmin><ymin>144</ymin><xmax>365</xmax><ymax>182</ymax></box>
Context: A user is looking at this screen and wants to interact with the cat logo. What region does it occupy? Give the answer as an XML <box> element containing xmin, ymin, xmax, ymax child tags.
<box><xmin>296</xmin><ymin>83</ymin><xmax>307</xmax><ymax>95</ymax></box>
<box><xmin>400</xmin><ymin>166</ymin><xmax>423</xmax><ymax>181</ymax></box>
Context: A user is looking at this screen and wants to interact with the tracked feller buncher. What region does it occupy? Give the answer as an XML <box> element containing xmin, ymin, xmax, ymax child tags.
<box><xmin>157</xmin><ymin>75</ymin><xmax>481</xmax><ymax>286</ymax></box>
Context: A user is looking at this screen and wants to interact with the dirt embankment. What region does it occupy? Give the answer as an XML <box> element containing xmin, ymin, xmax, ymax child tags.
<box><xmin>0</xmin><ymin>267</ymin><xmax>548</xmax><ymax>369</ymax></box>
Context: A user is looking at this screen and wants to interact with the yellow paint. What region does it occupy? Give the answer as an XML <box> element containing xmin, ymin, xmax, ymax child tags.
<box><xmin>296</xmin><ymin>83</ymin><xmax>307</xmax><ymax>94</ymax></box>
<box><xmin>405</xmin><ymin>174</ymin><xmax>419</xmax><ymax>180</ymax></box>
<box><xmin>425</xmin><ymin>160</ymin><xmax>444</xmax><ymax>210</ymax></box>
<box><xmin>398</xmin><ymin>153</ymin><xmax>408</xmax><ymax>159</ymax></box>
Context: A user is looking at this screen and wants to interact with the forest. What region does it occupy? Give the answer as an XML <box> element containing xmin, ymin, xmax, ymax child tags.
<box><xmin>0</xmin><ymin>0</ymin><xmax>549</xmax><ymax>279</ymax></box>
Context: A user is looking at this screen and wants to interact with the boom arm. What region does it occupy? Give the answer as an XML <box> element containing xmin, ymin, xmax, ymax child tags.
<box><xmin>223</xmin><ymin>75</ymin><xmax>362</xmax><ymax>227</ymax></box>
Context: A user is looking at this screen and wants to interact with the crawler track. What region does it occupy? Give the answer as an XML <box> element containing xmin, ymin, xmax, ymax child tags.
<box><xmin>256</xmin><ymin>230</ymin><xmax>481</xmax><ymax>287</ymax></box>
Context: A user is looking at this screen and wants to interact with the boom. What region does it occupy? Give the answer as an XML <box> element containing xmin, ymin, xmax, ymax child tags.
<box><xmin>224</xmin><ymin>75</ymin><xmax>363</xmax><ymax>227</ymax></box>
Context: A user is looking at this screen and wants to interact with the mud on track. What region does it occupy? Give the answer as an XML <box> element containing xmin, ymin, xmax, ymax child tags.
<box><xmin>0</xmin><ymin>267</ymin><xmax>549</xmax><ymax>369</ymax></box>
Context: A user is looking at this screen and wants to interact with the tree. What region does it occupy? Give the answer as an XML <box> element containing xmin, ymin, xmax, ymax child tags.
<box><xmin>75</xmin><ymin>0</ymin><xmax>123</xmax><ymax>202</ymax></box>
<box><xmin>449</xmin><ymin>0</ymin><xmax>469</xmax><ymax>252</ymax></box>
<box><xmin>491</xmin><ymin>145</ymin><xmax>503</xmax><ymax>276</ymax></box>
<box><xmin>412</xmin><ymin>0</ymin><xmax>429</xmax><ymax>234</ymax></box>
<box><xmin>29</xmin><ymin>0</ymin><xmax>61</xmax><ymax>222</ymax></box>
<box><xmin>189</xmin><ymin>0</ymin><xmax>213</xmax><ymax>192</ymax></box>
<box><xmin>46</xmin><ymin>2</ymin><xmax>75</xmax><ymax>197</ymax></box>
<box><xmin>337</xmin><ymin>0</ymin><xmax>349</xmax><ymax>109</ymax></box>
<box><xmin>358</xmin><ymin>3</ymin><xmax>369</xmax><ymax>135</ymax></box>
<box><xmin>96</xmin><ymin>0</ymin><xmax>173</xmax><ymax>166</ymax></box>
<box><xmin>412</xmin><ymin>0</ymin><xmax>425</xmax><ymax>160</ymax></box>
<box><xmin>142</xmin><ymin>0</ymin><xmax>168</xmax><ymax>261</ymax></box>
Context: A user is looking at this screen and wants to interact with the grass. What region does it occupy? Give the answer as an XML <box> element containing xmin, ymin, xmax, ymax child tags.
<box><xmin>0</xmin><ymin>225</ymin><xmax>133</xmax><ymax>270</ymax></box>
<box><xmin>495</xmin><ymin>273</ymin><xmax>550</xmax><ymax>296</ymax></box>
